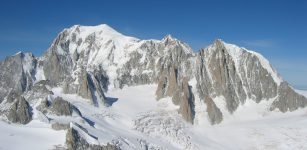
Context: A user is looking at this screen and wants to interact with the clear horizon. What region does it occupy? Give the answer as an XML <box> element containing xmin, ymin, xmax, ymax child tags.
<box><xmin>0</xmin><ymin>0</ymin><xmax>306</xmax><ymax>89</ymax></box>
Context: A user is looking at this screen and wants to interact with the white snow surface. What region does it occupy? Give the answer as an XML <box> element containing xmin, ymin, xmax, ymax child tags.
<box><xmin>1</xmin><ymin>85</ymin><xmax>307</xmax><ymax>149</ymax></box>
<box><xmin>0</xmin><ymin>120</ymin><xmax>65</xmax><ymax>150</ymax></box>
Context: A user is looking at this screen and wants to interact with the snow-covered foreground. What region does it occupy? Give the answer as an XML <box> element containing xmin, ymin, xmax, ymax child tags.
<box><xmin>0</xmin><ymin>120</ymin><xmax>65</xmax><ymax>150</ymax></box>
<box><xmin>1</xmin><ymin>84</ymin><xmax>307</xmax><ymax>149</ymax></box>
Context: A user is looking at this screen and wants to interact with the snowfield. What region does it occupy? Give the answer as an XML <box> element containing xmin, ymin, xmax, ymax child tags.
<box><xmin>0</xmin><ymin>120</ymin><xmax>65</xmax><ymax>150</ymax></box>
<box><xmin>1</xmin><ymin>84</ymin><xmax>307</xmax><ymax>149</ymax></box>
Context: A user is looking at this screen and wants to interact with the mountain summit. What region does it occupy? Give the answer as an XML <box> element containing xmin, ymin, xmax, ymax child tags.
<box><xmin>0</xmin><ymin>24</ymin><xmax>307</xmax><ymax>149</ymax></box>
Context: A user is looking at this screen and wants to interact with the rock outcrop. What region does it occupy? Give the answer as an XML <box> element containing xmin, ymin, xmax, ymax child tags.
<box><xmin>42</xmin><ymin>30</ymin><xmax>74</xmax><ymax>86</ymax></box>
<box><xmin>179</xmin><ymin>78</ymin><xmax>195</xmax><ymax>123</ymax></box>
<box><xmin>25</xmin><ymin>81</ymin><xmax>54</xmax><ymax>103</ymax></box>
<box><xmin>0</xmin><ymin>52</ymin><xmax>36</xmax><ymax>102</ymax></box>
<box><xmin>6</xmin><ymin>96</ymin><xmax>32</xmax><ymax>124</ymax></box>
<box><xmin>204</xmin><ymin>96</ymin><xmax>223</xmax><ymax>124</ymax></box>
<box><xmin>36</xmin><ymin>98</ymin><xmax>51</xmax><ymax>114</ymax></box>
<box><xmin>156</xmin><ymin>68</ymin><xmax>195</xmax><ymax>123</ymax></box>
<box><xmin>270</xmin><ymin>82</ymin><xmax>307</xmax><ymax>112</ymax></box>
<box><xmin>50</xmin><ymin>97</ymin><xmax>81</xmax><ymax>116</ymax></box>
<box><xmin>66</xmin><ymin>127</ymin><xmax>118</xmax><ymax>150</ymax></box>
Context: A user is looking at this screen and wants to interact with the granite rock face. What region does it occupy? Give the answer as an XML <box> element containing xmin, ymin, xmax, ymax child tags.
<box><xmin>6</xmin><ymin>91</ymin><xmax>21</xmax><ymax>103</ymax></box>
<box><xmin>179</xmin><ymin>78</ymin><xmax>195</xmax><ymax>123</ymax></box>
<box><xmin>0</xmin><ymin>24</ymin><xmax>306</xmax><ymax>127</ymax></box>
<box><xmin>156</xmin><ymin>67</ymin><xmax>195</xmax><ymax>123</ymax></box>
<box><xmin>42</xmin><ymin>30</ymin><xmax>74</xmax><ymax>86</ymax></box>
<box><xmin>270</xmin><ymin>82</ymin><xmax>307</xmax><ymax>112</ymax></box>
<box><xmin>195</xmin><ymin>40</ymin><xmax>279</xmax><ymax>114</ymax></box>
<box><xmin>204</xmin><ymin>96</ymin><xmax>223</xmax><ymax>125</ymax></box>
<box><xmin>193</xmin><ymin>39</ymin><xmax>306</xmax><ymax>124</ymax></box>
<box><xmin>36</xmin><ymin>98</ymin><xmax>50</xmax><ymax>114</ymax></box>
<box><xmin>0</xmin><ymin>52</ymin><xmax>36</xmax><ymax>102</ymax></box>
<box><xmin>66</xmin><ymin>127</ymin><xmax>118</xmax><ymax>150</ymax></box>
<box><xmin>50</xmin><ymin>97</ymin><xmax>81</xmax><ymax>116</ymax></box>
<box><xmin>6</xmin><ymin>96</ymin><xmax>32</xmax><ymax>124</ymax></box>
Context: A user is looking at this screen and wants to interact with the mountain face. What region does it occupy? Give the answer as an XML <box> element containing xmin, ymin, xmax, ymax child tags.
<box><xmin>0</xmin><ymin>24</ymin><xmax>307</xmax><ymax>149</ymax></box>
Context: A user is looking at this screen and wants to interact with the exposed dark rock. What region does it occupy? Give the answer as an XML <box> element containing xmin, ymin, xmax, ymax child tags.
<box><xmin>6</xmin><ymin>91</ymin><xmax>21</xmax><ymax>103</ymax></box>
<box><xmin>179</xmin><ymin>78</ymin><xmax>195</xmax><ymax>123</ymax></box>
<box><xmin>43</xmin><ymin>30</ymin><xmax>73</xmax><ymax>85</ymax></box>
<box><xmin>6</xmin><ymin>96</ymin><xmax>32</xmax><ymax>124</ymax></box>
<box><xmin>196</xmin><ymin>39</ymin><xmax>279</xmax><ymax>115</ymax></box>
<box><xmin>78</xmin><ymin>70</ymin><xmax>107</xmax><ymax>106</ymax></box>
<box><xmin>156</xmin><ymin>68</ymin><xmax>195</xmax><ymax>123</ymax></box>
<box><xmin>77</xmin><ymin>70</ymin><xmax>93</xmax><ymax>100</ymax></box>
<box><xmin>50</xmin><ymin>97</ymin><xmax>81</xmax><ymax>116</ymax></box>
<box><xmin>270</xmin><ymin>82</ymin><xmax>307</xmax><ymax>112</ymax></box>
<box><xmin>66</xmin><ymin>128</ymin><xmax>118</xmax><ymax>150</ymax></box>
<box><xmin>0</xmin><ymin>52</ymin><xmax>36</xmax><ymax>102</ymax></box>
<box><xmin>204</xmin><ymin>96</ymin><xmax>223</xmax><ymax>124</ymax></box>
<box><xmin>36</xmin><ymin>98</ymin><xmax>50</xmax><ymax>114</ymax></box>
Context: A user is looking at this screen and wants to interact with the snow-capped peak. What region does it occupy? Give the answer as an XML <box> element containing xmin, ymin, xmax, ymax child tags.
<box><xmin>65</xmin><ymin>24</ymin><xmax>140</xmax><ymax>45</ymax></box>
<box><xmin>206</xmin><ymin>39</ymin><xmax>283</xmax><ymax>85</ymax></box>
<box><xmin>161</xmin><ymin>34</ymin><xmax>193</xmax><ymax>54</ymax></box>
<box><xmin>162</xmin><ymin>34</ymin><xmax>176</xmax><ymax>42</ymax></box>
<box><xmin>223</xmin><ymin>41</ymin><xmax>283</xmax><ymax>85</ymax></box>
<box><xmin>14</xmin><ymin>51</ymin><xmax>23</xmax><ymax>56</ymax></box>
<box><xmin>71</xmin><ymin>24</ymin><xmax>137</xmax><ymax>41</ymax></box>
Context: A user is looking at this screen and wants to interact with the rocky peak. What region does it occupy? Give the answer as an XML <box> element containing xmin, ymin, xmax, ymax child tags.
<box><xmin>1</xmin><ymin>24</ymin><xmax>306</xmax><ymax>127</ymax></box>
<box><xmin>161</xmin><ymin>35</ymin><xmax>193</xmax><ymax>55</ymax></box>
<box><xmin>162</xmin><ymin>34</ymin><xmax>176</xmax><ymax>43</ymax></box>
<box><xmin>0</xmin><ymin>52</ymin><xmax>36</xmax><ymax>101</ymax></box>
<box><xmin>213</xmin><ymin>38</ymin><xmax>225</xmax><ymax>48</ymax></box>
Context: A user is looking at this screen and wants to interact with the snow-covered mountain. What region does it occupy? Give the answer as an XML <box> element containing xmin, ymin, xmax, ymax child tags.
<box><xmin>0</xmin><ymin>24</ymin><xmax>307</xmax><ymax>150</ymax></box>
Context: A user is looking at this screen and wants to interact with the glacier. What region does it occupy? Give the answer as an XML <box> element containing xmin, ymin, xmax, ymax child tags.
<box><xmin>0</xmin><ymin>24</ymin><xmax>307</xmax><ymax>149</ymax></box>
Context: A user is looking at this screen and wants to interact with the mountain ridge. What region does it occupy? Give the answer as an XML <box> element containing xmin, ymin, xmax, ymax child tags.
<box><xmin>0</xmin><ymin>24</ymin><xmax>307</xmax><ymax>149</ymax></box>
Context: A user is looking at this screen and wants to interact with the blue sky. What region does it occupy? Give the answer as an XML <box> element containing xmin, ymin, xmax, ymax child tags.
<box><xmin>0</xmin><ymin>0</ymin><xmax>306</xmax><ymax>89</ymax></box>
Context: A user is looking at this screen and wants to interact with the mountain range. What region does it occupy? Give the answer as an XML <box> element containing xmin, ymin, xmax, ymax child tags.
<box><xmin>0</xmin><ymin>24</ymin><xmax>307</xmax><ymax>150</ymax></box>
